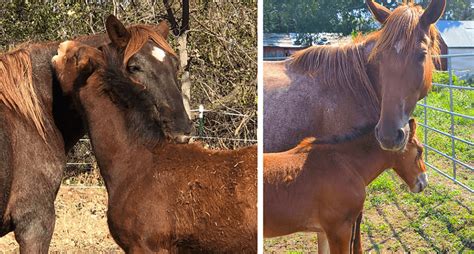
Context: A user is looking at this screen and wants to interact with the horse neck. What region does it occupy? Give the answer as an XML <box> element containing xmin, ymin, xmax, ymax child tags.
<box><xmin>361</xmin><ymin>37</ymin><xmax>383</xmax><ymax>102</ymax></box>
<box><xmin>77</xmin><ymin>77</ymin><xmax>152</xmax><ymax>188</ymax></box>
<box><xmin>24</xmin><ymin>34</ymin><xmax>111</xmax><ymax>152</ymax></box>
<box><xmin>320</xmin><ymin>133</ymin><xmax>395</xmax><ymax>186</ymax></box>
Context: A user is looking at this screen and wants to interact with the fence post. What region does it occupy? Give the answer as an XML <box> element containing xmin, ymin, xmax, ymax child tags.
<box><xmin>447</xmin><ymin>57</ymin><xmax>457</xmax><ymax>180</ymax></box>
<box><xmin>423</xmin><ymin>96</ymin><xmax>428</xmax><ymax>162</ymax></box>
<box><xmin>198</xmin><ymin>104</ymin><xmax>204</xmax><ymax>137</ymax></box>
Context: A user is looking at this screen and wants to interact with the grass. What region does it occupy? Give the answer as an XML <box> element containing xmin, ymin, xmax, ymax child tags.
<box><xmin>264</xmin><ymin>72</ymin><xmax>473</xmax><ymax>253</ymax></box>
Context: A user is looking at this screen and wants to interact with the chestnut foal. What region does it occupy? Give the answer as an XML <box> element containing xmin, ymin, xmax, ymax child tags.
<box><xmin>52</xmin><ymin>42</ymin><xmax>257</xmax><ymax>253</ymax></box>
<box><xmin>264</xmin><ymin>119</ymin><xmax>427</xmax><ymax>253</ymax></box>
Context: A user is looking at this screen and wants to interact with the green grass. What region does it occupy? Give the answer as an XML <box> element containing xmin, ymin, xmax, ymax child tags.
<box><xmin>413</xmin><ymin>71</ymin><xmax>473</xmax><ymax>189</ymax></box>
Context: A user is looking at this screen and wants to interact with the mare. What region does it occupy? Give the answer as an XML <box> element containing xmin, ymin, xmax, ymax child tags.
<box><xmin>264</xmin><ymin>119</ymin><xmax>427</xmax><ymax>253</ymax></box>
<box><xmin>52</xmin><ymin>41</ymin><xmax>257</xmax><ymax>253</ymax></box>
<box><xmin>263</xmin><ymin>0</ymin><xmax>446</xmax><ymax>153</ymax></box>
<box><xmin>0</xmin><ymin>15</ymin><xmax>192</xmax><ymax>253</ymax></box>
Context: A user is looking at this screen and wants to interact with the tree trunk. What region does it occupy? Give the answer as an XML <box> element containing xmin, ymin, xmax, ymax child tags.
<box><xmin>177</xmin><ymin>32</ymin><xmax>191</xmax><ymax>119</ymax></box>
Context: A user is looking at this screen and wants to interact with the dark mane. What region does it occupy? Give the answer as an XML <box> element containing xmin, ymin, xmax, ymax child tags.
<box><xmin>101</xmin><ymin>46</ymin><xmax>165</xmax><ymax>146</ymax></box>
<box><xmin>291</xmin><ymin>123</ymin><xmax>376</xmax><ymax>153</ymax></box>
<box><xmin>314</xmin><ymin>123</ymin><xmax>375</xmax><ymax>145</ymax></box>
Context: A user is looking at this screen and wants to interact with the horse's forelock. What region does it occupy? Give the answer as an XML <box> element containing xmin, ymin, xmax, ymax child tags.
<box><xmin>123</xmin><ymin>25</ymin><xmax>177</xmax><ymax>66</ymax></box>
<box><xmin>369</xmin><ymin>3</ymin><xmax>441</xmax><ymax>63</ymax></box>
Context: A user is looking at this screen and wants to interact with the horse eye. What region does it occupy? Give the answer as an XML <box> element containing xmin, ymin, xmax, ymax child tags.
<box><xmin>417</xmin><ymin>52</ymin><xmax>427</xmax><ymax>62</ymax></box>
<box><xmin>127</xmin><ymin>65</ymin><xmax>141</xmax><ymax>73</ymax></box>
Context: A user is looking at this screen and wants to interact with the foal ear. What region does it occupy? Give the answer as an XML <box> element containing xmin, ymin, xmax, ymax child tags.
<box><xmin>420</xmin><ymin>0</ymin><xmax>446</xmax><ymax>27</ymax></box>
<box><xmin>155</xmin><ymin>20</ymin><xmax>170</xmax><ymax>39</ymax></box>
<box><xmin>366</xmin><ymin>0</ymin><xmax>391</xmax><ymax>24</ymax></box>
<box><xmin>106</xmin><ymin>15</ymin><xmax>131</xmax><ymax>49</ymax></box>
<box><xmin>408</xmin><ymin>118</ymin><xmax>417</xmax><ymax>141</ymax></box>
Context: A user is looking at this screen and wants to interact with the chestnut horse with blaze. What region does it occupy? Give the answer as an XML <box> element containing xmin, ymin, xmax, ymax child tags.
<box><xmin>0</xmin><ymin>15</ymin><xmax>192</xmax><ymax>252</ymax></box>
<box><xmin>52</xmin><ymin>41</ymin><xmax>257</xmax><ymax>253</ymax></box>
<box><xmin>264</xmin><ymin>119</ymin><xmax>427</xmax><ymax>253</ymax></box>
<box><xmin>264</xmin><ymin>0</ymin><xmax>446</xmax><ymax>153</ymax></box>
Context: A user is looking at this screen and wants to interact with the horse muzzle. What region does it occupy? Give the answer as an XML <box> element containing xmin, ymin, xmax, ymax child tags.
<box><xmin>375</xmin><ymin>124</ymin><xmax>409</xmax><ymax>151</ymax></box>
<box><xmin>411</xmin><ymin>173</ymin><xmax>428</xmax><ymax>193</ymax></box>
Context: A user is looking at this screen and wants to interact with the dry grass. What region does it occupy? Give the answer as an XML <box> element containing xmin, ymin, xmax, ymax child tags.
<box><xmin>0</xmin><ymin>186</ymin><xmax>120</xmax><ymax>253</ymax></box>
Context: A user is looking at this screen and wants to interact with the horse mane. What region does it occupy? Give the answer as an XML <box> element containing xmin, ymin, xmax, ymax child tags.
<box><xmin>0</xmin><ymin>49</ymin><xmax>46</xmax><ymax>139</ymax></box>
<box><xmin>123</xmin><ymin>25</ymin><xmax>177</xmax><ymax>65</ymax></box>
<box><xmin>101</xmin><ymin>45</ymin><xmax>165</xmax><ymax>146</ymax></box>
<box><xmin>287</xmin><ymin>41</ymin><xmax>379</xmax><ymax>114</ymax></box>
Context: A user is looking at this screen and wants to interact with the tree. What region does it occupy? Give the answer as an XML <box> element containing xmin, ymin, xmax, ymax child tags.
<box><xmin>263</xmin><ymin>0</ymin><xmax>372</xmax><ymax>35</ymax></box>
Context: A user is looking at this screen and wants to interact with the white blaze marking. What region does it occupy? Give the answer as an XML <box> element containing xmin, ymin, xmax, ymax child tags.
<box><xmin>151</xmin><ymin>46</ymin><xmax>166</xmax><ymax>62</ymax></box>
<box><xmin>395</xmin><ymin>40</ymin><xmax>404</xmax><ymax>54</ymax></box>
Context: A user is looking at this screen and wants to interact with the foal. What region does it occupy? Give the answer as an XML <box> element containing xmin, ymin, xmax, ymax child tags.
<box><xmin>264</xmin><ymin>119</ymin><xmax>427</xmax><ymax>253</ymax></box>
<box><xmin>52</xmin><ymin>41</ymin><xmax>257</xmax><ymax>253</ymax></box>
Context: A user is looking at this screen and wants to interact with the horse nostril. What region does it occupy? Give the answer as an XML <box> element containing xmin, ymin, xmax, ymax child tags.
<box><xmin>396</xmin><ymin>129</ymin><xmax>405</xmax><ymax>143</ymax></box>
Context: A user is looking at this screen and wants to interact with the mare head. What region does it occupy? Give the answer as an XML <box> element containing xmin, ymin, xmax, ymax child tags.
<box><xmin>392</xmin><ymin>118</ymin><xmax>427</xmax><ymax>193</ymax></box>
<box><xmin>367</xmin><ymin>0</ymin><xmax>445</xmax><ymax>151</ymax></box>
<box><xmin>103</xmin><ymin>15</ymin><xmax>192</xmax><ymax>143</ymax></box>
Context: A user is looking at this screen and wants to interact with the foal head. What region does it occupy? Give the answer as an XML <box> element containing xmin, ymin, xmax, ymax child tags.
<box><xmin>392</xmin><ymin>119</ymin><xmax>427</xmax><ymax>193</ymax></box>
<box><xmin>367</xmin><ymin>0</ymin><xmax>445</xmax><ymax>151</ymax></box>
<box><xmin>103</xmin><ymin>15</ymin><xmax>192</xmax><ymax>143</ymax></box>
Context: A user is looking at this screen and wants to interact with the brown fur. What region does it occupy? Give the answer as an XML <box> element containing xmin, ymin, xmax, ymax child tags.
<box><xmin>53</xmin><ymin>42</ymin><xmax>257</xmax><ymax>253</ymax></box>
<box><xmin>264</xmin><ymin>119</ymin><xmax>427</xmax><ymax>253</ymax></box>
<box><xmin>0</xmin><ymin>49</ymin><xmax>47</xmax><ymax>139</ymax></box>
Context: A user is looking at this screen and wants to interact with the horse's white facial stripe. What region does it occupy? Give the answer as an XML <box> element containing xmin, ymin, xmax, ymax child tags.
<box><xmin>152</xmin><ymin>46</ymin><xmax>166</xmax><ymax>62</ymax></box>
<box><xmin>395</xmin><ymin>41</ymin><xmax>404</xmax><ymax>54</ymax></box>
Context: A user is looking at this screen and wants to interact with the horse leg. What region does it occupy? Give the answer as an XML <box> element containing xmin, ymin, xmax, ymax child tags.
<box><xmin>352</xmin><ymin>212</ymin><xmax>363</xmax><ymax>254</ymax></box>
<box><xmin>325</xmin><ymin>221</ymin><xmax>353</xmax><ymax>254</ymax></box>
<box><xmin>13</xmin><ymin>201</ymin><xmax>56</xmax><ymax>254</ymax></box>
<box><xmin>317</xmin><ymin>232</ymin><xmax>330</xmax><ymax>254</ymax></box>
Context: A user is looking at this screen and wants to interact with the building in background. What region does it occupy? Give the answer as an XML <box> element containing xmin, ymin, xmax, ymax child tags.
<box><xmin>436</xmin><ymin>20</ymin><xmax>474</xmax><ymax>77</ymax></box>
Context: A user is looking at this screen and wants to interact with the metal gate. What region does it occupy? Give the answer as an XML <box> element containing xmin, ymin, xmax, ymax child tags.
<box><xmin>416</xmin><ymin>53</ymin><xmax>474</xmax><ymax>193</ymax></box>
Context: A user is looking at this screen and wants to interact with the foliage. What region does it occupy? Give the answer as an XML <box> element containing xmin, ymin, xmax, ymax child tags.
<box><xmin>263</xmin><ymin>0</ymin><xmax>372</xmax><ymax>35</ymax></box>
<box><xmin>263</xmin><ymin>0</ymin><xmax>473</xmax><ymax>34</ymax></box>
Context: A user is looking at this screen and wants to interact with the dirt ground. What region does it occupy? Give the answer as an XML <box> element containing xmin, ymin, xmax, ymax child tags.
<box><xmin>0</xmin><ymin>185</ymin><xmax>121</xmax><ymax>253</ymax></box>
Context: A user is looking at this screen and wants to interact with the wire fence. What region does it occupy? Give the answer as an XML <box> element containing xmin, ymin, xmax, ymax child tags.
<box><xmin>65</xmin><ymin>106</ymin><xmax>257</xmax><ymax>168</ymax></box>
<box><xmin>417</xmin><ymin>53</ymin><xmax>474</xmax><ymax>193</ymax></box>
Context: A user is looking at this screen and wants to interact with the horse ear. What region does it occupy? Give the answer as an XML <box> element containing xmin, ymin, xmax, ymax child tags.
<box><xmin>420</xmin><ymin>0</ymin><xmax>446</xmax><ymax>27</ymax></box>
<box><xmin>106</xmin><ymin>15</ymin><xmax>130</xmax><ymax>49</ymax></box>
<box><xmin>156</xmin><ymin>20</ymin><xmax>170</xmax><ymax>39</ymax></box>
<box><xmin>366</xmin><ymin>0</ymin><xmax>391</xmax><ymax>24</ymax></box>
<box><xmin>76</xmin><ymin>47</ymin><xmax>102</xmax><ymax>68</ymax></box>
<box><xmin>408</xmin><ymin>118</ymin><xmax>417</xmax><ymax>141</ymax></box>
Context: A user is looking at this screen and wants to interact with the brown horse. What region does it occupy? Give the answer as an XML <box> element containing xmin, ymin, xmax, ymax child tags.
<box><xmin>264</xmin><ymin>119</ymin><xmax>427</xmax><ymax>253</ymax></box>
<box><xmin>0</xmin><ymin>15</ymin><xmax>192</xmax><ymax>253</ymax></box>
<box><xmin>52</xmin><ymin>41</ymin><xmax>257</xmax><ymax>253</ymax></box>
<box><xmin>264</xmin><ymin>0</ymin><xmax>445</xmax><ymax>153</ymax></box>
